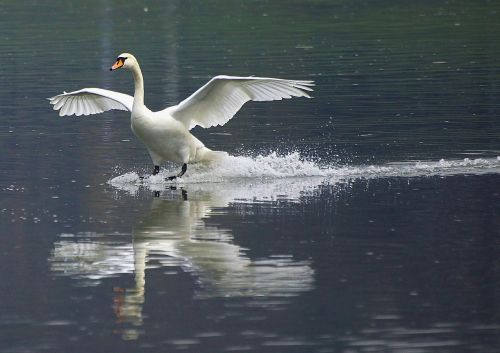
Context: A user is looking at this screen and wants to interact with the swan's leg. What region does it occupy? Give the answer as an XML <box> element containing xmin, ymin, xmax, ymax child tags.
<box><xmin>178</xmin><ymin>163</ymin><xmax>187</xmax><ymax>177</ymax></box>
<box><xmin>167</xmin><ymin>163</ymin><xmax>187</xmax><ymax>180</ymax></box>
<box><xmin>147</xmin><ymin>149</ymin><xmax>163</xmax><ymax>176</ymax></box>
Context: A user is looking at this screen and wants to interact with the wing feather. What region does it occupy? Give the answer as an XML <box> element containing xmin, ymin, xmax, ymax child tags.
<box><xmin>48</xmin><ymin>88</ymin><xmax>133</xmax><ymax>116</ymax></box>
<box><xmin>81</xmin><ymin>96</ymin><xmax>91</xmax><ymax>115</ymax></box>
<box><xmin>76</xmin><ymin>96</ymin><xmax>84</xmax><ymax>116</ymax></box>
<box><xmin>60</xmin><ymin>96</ymin><xmax>72</xmax><ymax>116</ymax></box>
<box><xmin>169</xmin><ymin>75</ymin><xmax>314</xmax><ymax>130</ymax></box>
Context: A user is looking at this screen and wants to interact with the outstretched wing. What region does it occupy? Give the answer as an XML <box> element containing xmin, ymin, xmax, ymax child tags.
<box><xmin>169</xmin><ymin>75</ymin><xmax>314</xmax><ymax>130</ymax></box>
<box><xmin>48</xmin><ymin>88</ymin><xmax>133</xmax><ymax>116</ymax></box>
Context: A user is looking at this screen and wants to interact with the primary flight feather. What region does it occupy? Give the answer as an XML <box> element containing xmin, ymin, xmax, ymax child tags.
<box><xmin>49</xmin><ymin>53</ymin><xmax>314</xmax><ymax>179</ymax></box>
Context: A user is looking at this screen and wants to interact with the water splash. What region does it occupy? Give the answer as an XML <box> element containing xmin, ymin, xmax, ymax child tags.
<box><xmin>109</xmin><ymin>152</ymin><xmax>329</xmax><ymax>195</ymax></box>
<box><xmin>109</xmin><ymin>153</ymin><xmax>500</xmax><ymax>187</ymax></box>
<box><xmin>108</xmin><ymin>154</ymin><xmax>500</xmax><ymax>200</ymax></box>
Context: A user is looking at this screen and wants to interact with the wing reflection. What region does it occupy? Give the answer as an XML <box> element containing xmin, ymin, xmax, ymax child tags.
<box><xmin>49</xmin><ymin>182</ymin><xmax>316</xmax><ymax>339</ymax></box>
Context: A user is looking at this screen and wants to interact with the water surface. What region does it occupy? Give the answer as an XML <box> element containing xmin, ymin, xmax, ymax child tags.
<box><xmin>1</xmin><ymin>1</ymin><xmax>500</xmax><ymax>352</ymax></box>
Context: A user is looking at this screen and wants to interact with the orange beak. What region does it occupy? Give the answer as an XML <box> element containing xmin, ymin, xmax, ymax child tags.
<box><xmin>110</xmin><ymin>58</ymin><xmax>124</xmax><ymax>71</ymax></box>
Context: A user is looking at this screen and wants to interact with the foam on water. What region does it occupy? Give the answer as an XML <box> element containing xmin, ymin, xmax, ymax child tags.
<box><xmin>108</xmin><ymin>153</ymin><xmax>500</xmax><ymax>196</ymax></box>
<box><xmin>335</xmin><ymin>156</ymin><xmax>500</xmax><ymax>179</ymax></box>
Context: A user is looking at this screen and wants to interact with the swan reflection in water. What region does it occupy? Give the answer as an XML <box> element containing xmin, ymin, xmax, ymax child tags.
<box><xmin>49</xmin><ymin>181</ymin><xmax>318</xmax><ymax>339</ymax></box>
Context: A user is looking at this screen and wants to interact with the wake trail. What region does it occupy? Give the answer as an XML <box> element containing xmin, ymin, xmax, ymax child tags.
<box><xmin>109</xmin><ymin>152</ymin><xmax>500</xmax><ymax>193</ymax></box>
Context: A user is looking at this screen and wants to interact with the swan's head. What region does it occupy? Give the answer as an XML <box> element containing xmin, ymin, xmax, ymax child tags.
<box><xmin>110</xmin><ymin>53</ymin><xmax>137</xmax><ymax>71</ymax></box>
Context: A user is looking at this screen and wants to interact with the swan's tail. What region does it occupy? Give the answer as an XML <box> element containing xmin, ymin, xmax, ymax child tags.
<box><xmin>195</xmin><ymin>147</ymin><xmax>228</xmax><ymax>163</ymax></box>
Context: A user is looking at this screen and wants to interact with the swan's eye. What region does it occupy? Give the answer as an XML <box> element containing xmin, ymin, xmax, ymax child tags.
<box><xmin>117</xmin><ymin>57</ymin><xmax>127</xmax><ymax>63</ymax></box>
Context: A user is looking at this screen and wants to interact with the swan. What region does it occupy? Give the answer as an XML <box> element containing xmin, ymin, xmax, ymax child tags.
<box><xmin>49</xmin><ymin>53</ymin><xmax>314</xmax><ymax>179</ymax></box>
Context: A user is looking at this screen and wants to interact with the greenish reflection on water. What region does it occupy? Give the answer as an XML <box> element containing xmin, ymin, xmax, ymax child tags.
<box><xmin>0</xmin><ymin>1</ymin><xmax>499</xmax><ymax>352</ymax></box>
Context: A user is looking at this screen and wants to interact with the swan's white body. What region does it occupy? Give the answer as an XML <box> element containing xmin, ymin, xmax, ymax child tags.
<box><xmin>131</xmin><ymin>105</ymin><xmax>211</xmax><ymax>166</ymax></box>
<box><xmin>49</xmin><ymin>53</ymin><xmax>314</xmax><ymax>176</ymax></box>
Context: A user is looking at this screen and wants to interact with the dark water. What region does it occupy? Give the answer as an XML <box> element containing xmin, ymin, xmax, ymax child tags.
<box><xmin>1</xmin><ymin>1</ymin><xmax>500</xmax><ymax>352</ymax></box>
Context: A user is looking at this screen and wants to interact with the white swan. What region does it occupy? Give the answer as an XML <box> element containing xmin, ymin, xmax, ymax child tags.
<box><xmin>49</xmin><ymin>53</ymin><xmax>314</xmax><ymax>179</ymax></box>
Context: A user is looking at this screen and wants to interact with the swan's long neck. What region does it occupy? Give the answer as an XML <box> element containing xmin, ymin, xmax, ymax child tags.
<box><xmin>131</xmin><ymin>63</ymin><xmax>145</xmax><ymax>110</ymax></box>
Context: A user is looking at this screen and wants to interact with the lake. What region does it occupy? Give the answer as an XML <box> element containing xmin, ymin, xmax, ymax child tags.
<box><xmin>1</xmin><ymin>1</ymin><xmax>499</xmax><ymax>352</ymax></box>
